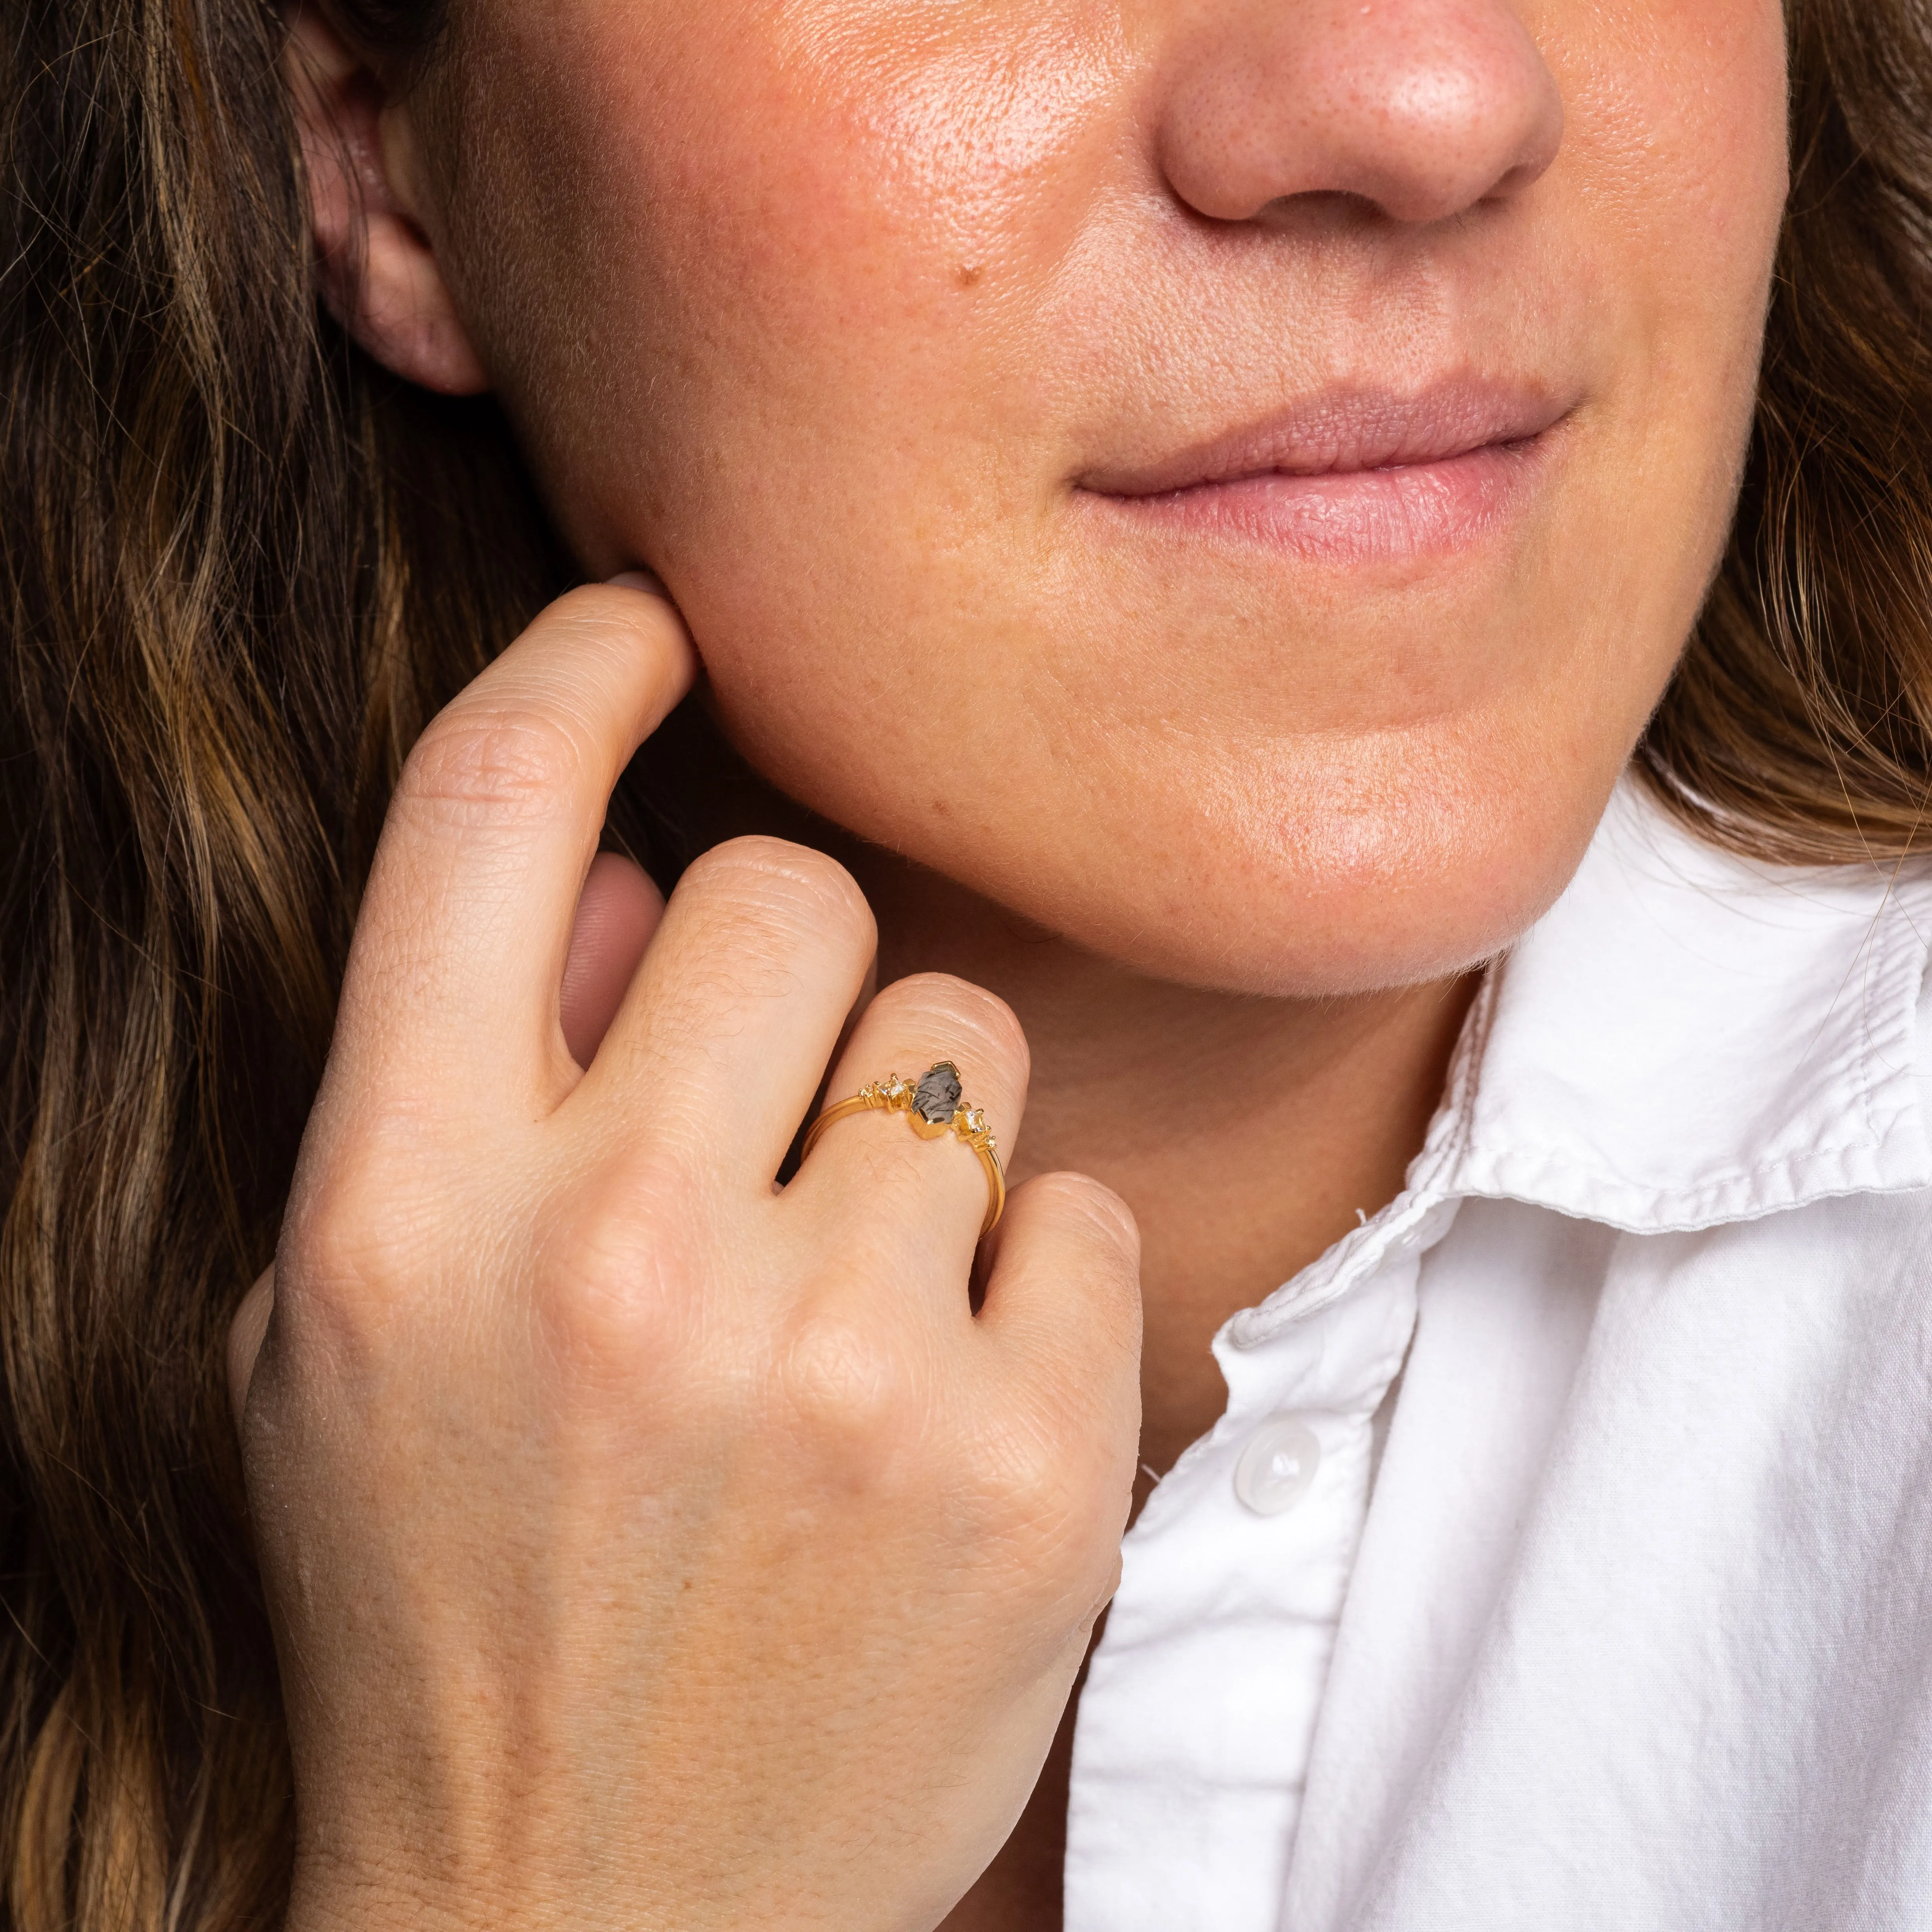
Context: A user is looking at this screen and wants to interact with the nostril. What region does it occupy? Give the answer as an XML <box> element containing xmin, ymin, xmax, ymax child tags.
<box><xmin>1156</xmin><ymin>0</ymin><xmax>1564</xmax><ymax>230</ymax></box>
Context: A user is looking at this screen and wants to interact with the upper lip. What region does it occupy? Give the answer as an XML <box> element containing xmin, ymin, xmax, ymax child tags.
<box><xmin>1075</xmin><ymin>379</ymin><xmax>1574</xmax><ymax>499</ymax></box>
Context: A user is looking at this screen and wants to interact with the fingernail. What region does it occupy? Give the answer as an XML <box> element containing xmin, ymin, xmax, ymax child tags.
<box><xmin>607</xmin><ymin>568</ymin><xmax>669</xmax><ymax>599</ymax></box>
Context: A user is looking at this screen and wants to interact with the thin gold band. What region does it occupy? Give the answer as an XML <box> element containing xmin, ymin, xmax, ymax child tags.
<box><xmin>802</xmin><ymin>1061</ymin><xmax>1007</xmax><ymax>1237</ymax></box>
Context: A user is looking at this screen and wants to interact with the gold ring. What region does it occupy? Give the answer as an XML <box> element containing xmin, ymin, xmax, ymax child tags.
<box><xmin>802</xmin><ymin>1061</ymin><xmax>1007</xmax><ymax>1237</ymax></box>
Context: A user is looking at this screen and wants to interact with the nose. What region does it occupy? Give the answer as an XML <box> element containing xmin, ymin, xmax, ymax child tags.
<box><xmin>1154</xmin><ymin>0</ymin><xmax>1564</xmax><ymax>227</ymax></box>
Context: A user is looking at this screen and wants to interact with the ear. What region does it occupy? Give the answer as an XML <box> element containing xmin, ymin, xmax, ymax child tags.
<box><xmin>284</xmin><ymin>3</ymin><xmax>489</xmax><ymax>395</ymax></box>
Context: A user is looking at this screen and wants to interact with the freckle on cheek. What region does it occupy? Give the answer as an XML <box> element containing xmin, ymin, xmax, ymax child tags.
<box><xmin>956</xmin><ymin>264</ymin><xmax>983</xmax><ymax>289</ymax></box>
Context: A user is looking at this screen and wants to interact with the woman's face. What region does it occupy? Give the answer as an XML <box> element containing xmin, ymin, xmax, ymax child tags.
<box><xmin>416</xmin><ymin>0</ymin><xmax>1788</xmax><ymax>995</ymax></box>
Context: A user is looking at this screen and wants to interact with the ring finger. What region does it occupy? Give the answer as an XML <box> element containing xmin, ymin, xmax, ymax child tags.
<box><xmin>787</xmin><ymin>971</ymin><xmax>1031</xmax><ymax>1272</ymax></box>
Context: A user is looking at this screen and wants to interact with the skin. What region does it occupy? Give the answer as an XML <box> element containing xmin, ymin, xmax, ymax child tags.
<box><xmin>238</xmin><ymin>2</ymin><xmax>1790</xmax><ymax>1927</ymax></box>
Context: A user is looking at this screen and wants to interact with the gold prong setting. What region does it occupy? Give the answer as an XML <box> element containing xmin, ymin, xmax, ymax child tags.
<box><xmin>804</xmin><ymin>1061</ymin><xmax>1007</xmax><ymax>1235</ymax></box>
<box><xmin>863</xmin><ymin>1063</ymin><xmax>995</xmax><ymax>1151</ymax></box>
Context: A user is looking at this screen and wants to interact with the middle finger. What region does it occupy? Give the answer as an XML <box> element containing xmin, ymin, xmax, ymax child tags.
<box><xmin>572</xmin><ymin>835</ymin><xmax>879</xmax><ymax>1187</ymax></box>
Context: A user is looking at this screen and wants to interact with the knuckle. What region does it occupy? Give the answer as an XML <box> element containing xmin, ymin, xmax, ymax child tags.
<box><xmin>979</xmin><ymin>1405</ymin><xmax>1130</xmax><ymax>1588</ymax></box>
<box><xmin>275</xmin><ymin>1152</ymin><xmax>422</xmax><ymax>1366</ymax></box>
<box><xmin>399</xmin><ymin>704</ymin><xmax>586</xmax><ymax>828</ymax></box>
<box><xmin>871</xmin><ymin>973</ymin><xmax>1030</xmax><ymax>1083</ymax></box>
<box><xmin>535</xmin><ymin>1161</ymin><xmax>700</xmax><ymax>1382</ymax></box>
<box><xmin>680</xmin><ymin>837</ymin><xmax>876</xmax><ymax>949</ymax></box>
<box><xmin>1030</xmin><ymin>1170</ymin><xmax>1141</xmax><ymax>1263</ymax></box>
<box><xmin>774</xmin><ymin>1307</ymin><xmax>927</xmax><ymax>1468</ymax></box>
<box><xmin>659</xmin><ymin>843</ymin><xmax>876</xmax><ymax>1024</ymax></box>
<box><xmin>981</xmin><ymin>1391</ymin><xmax>1128</xmax><ymax>1553</ymax></box>
<box><xmin>985</xmin><ymin>1416</ymin><xmax>1073</xmax><ymax>1520</ymax></box>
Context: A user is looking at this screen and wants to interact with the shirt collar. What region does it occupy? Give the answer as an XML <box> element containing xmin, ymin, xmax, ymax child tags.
<box><xmin>1439</xmin><ymin>776</ymin><xmax>1932</xmax><ymax>1233</ymax></box>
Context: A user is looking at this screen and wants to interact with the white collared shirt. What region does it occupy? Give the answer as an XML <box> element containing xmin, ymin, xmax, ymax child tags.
<box><xmin>1064</xmin><ymin>778</ymin><xmax>1932</xmax><ymax>1932</ymax></box>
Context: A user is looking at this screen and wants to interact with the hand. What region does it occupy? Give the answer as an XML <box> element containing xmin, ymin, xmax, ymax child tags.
<box><xmin>228</xmin><ymin>582</ymin><xmax>1142</xmax><ymax>1932</ymax></box>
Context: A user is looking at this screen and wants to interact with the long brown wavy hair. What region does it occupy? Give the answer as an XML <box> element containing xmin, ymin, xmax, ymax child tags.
<box><xmin>4</xmin><ymin>0</ymin><xmax>1931</xmax><ymax>1925</ymax></box>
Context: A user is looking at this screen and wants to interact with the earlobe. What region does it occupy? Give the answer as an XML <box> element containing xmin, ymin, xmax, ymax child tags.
<box><xmin>284</xmin><ymin>4</ymin><xmax>489</xmax><ymax>396</ymax></box>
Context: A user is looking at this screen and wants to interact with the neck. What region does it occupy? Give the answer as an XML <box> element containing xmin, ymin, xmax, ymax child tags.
<box><xmin>645</xmin><ymin>706</ymin><xmax>1475</xmax><ymax>1474</ymax></box>
<box><xmin>843</xmin><ymin>844</ymin><xmax>1476</xmax><ymax>1475</ymax></box>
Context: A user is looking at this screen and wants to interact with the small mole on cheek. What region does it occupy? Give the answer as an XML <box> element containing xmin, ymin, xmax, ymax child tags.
<box><xmin>955</xmin><ymin>264</ymin><xmax>983</xmax><ymax>289</ymax></box>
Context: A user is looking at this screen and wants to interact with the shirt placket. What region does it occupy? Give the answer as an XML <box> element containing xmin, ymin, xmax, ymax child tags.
<box><xmin>1063</xmin><ymin>1207</ymin><xmax>1443</xmax><ymax>1932</ymax></box>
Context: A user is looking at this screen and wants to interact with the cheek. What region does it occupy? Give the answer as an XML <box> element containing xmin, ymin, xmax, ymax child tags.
<box><xmin>1555</xmin><ymin>0</ymin><xmax>1788</xmax><ymax>420</ymax></box>
<box><xmin>1558</xmin><ymin>0</ymin><xmax>1788</xmax><ymax>218</ymax></box>
<box><xmin>473</xmin><ymin>0</ymin><xmax>1123</xmax><ymax>551</ymax></box>
<box><xmin>454</xmin><ymin>0</ymin><xmax>1794</xmax><ymax>998</ymax></box>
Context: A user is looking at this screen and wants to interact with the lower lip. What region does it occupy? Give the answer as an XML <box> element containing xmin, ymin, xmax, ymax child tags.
<box><xmin>1077</xmin><ymin>433</ymin><xmax>1554</xmax><ymax>566</ymax></box>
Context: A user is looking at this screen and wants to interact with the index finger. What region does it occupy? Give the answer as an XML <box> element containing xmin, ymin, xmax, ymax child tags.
<box><xmin>328</xmin><ymin>581</ymin><xmax>695</xmax><ymax>1114</ymax></box>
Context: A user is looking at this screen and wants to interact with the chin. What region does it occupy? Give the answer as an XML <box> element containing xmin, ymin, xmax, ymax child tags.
<box><xmin>971</xmin><ymin>739</ymin><xmax>1615</xmax><ymax>999</ymax></box>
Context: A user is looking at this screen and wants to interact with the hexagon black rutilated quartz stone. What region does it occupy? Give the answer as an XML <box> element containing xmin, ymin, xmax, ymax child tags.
<box><xmin>913</xmin><ymin>1062</ymin><xmax>963</xmax><ymax>1126</ymax></box>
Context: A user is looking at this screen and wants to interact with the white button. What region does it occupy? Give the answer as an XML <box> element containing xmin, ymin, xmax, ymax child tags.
<box><xmin>1233</xmin><ymin>1416</ymin><xmax>1323</xmax><ymax>1516</ymax></box>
